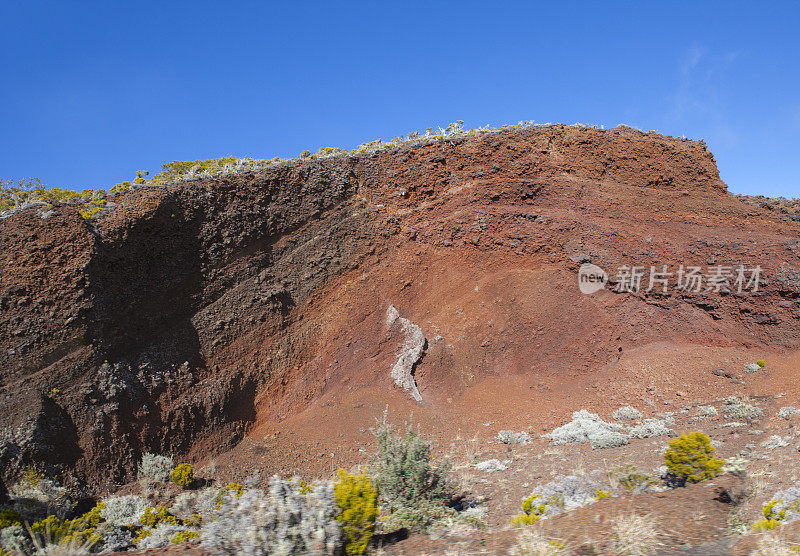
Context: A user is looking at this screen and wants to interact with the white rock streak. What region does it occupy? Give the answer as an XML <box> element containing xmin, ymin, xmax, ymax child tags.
<box><xmin>385</xmin><ymin>305</ymin><xmax>425</xmax><ymax>403</ymax></box>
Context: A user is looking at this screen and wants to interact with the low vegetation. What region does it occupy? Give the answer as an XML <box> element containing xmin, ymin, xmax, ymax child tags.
<box><xmin>663</xmin><ymin>431</ymin><xmax>723</xmax><ymax>484</ymax></box>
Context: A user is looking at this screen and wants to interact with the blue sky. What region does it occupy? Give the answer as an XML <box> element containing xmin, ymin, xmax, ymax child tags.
<box><xmin>1</xmin><ymin>1</ymin><xmax>798</xmax><ymax>196</ymax></box>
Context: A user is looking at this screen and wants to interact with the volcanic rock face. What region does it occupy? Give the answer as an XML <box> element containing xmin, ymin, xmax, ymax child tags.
<box><xmin>1</xmin><ymin>125</ymin><xmax>798</xmax><ymax>489</ymax></box>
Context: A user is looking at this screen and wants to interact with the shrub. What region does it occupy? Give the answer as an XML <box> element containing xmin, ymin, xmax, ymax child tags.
<box><xmin>100</xmin><ymin>494</ymin><xmax>148</xmax><ymax>527</ymax></box>
<box><xmin>753</xmin><ymin>499</ymin><xmax>787</xmax><ymax>531</ymax></box>
<box><xmin>0</xmin><ymin>509</ymin><xmax>22</xmax><ymax>530</ymax></box>
<box><xmin>698</xmin><ymin>405</ymin><xmax>718</xmax><ymax>417</ymax></box>
<box><xmin>371</xmin><ymin>417</ymin><xmax>451</xmax><ymax>513</ymax></box>
<box><xmin>511</xmin><ymin>493</ymin><xmax>547</xmax><ymax>525</ymax></box>
<box><xmin>199</xmin><ymin>475</ymin><xmax>341</xmax><ymax>555</ymax></box>
<box><xmin>778</xmin><ymin>407</ymin><xmax>798</xmax><ymax>419</ymax></box>
<box><xmin>613</xmin><ymin>406</ymin><xmax>643</xmax><ymax>421</ymax></box>
<box><xmin>497</xmin><ymin>430</ymin><xmax>531</xmax><ymax>444</ymax></box>
<box><xmin>628</xmin><ymin>419</ymin><xmax>672</xmax><ymax>439</ymax></box>
<box><xmin>138</xmin><ymin>506</ymin><xmax>180</xmax><ymax>528</ymax></box>
<box><xmin>138</xmin><ymin>453</ymin><xmax>174</xmax><ymax>482</ymax></box>
<box><xmin>30</xmin><ymin>502</ymin><xmax>105</xmax><ymax>550</ymax></box>
<box><xmin>9</xmin><ymin>466</ymin><xmax>73</xmax><ymax>520</ymax></box>
<box><xmin>170</xmin><ymin>463</ymin><xmax>194</xmax><ymax>489</ymax></box>
<box><xmin>171</xmin><ymin>530</ymin><xmax>199</xmax><ymax>544</ymax></box>
<box><xmin>757</xmin><ymin>360</ymin><xmax>766</xmax><ymax>367</ymax></box>
<box><xmin>376</xmin><ymin>499</ymin><xmax>456</xmax><ymax>534</ymax></box>
<box><xmin>664</xmin><ymin>432</ymin><xmax>723</xmax><ymax>484</ymax></box>
<box><xmin>614</xmin><ymin>465</ymin><xmax>658</xmax><ymax>492</ymax></box>
<box><xmin>334</xmin><ymin>470</ymin><xmax>378</xmax><ymax>556</ymax></box>
<box><xmin>722</xmin><ymin>397</ymin><xmax>763</xmax><ymax>421</ymax></box>
<box><xmin>545</xmin><ymin>410</ymin><xmax>630</xmax><ymax>449</ymax></box>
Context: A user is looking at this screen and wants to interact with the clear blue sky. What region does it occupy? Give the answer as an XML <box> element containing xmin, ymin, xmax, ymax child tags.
<box><xmin>2</xmin><ymin>1</ymin><xmax>798</xmax><ymax>197</ymax></box>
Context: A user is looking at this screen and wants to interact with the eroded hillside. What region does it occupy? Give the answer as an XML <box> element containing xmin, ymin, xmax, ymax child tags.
<box><xmin>1</xmin><ymin>124</ymin><xmax>799</xmax><ymax>495</ymax></box>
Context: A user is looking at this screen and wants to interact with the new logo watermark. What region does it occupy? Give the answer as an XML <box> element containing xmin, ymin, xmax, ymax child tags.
<box><xmin>578</xmin><ymin>263</ymin><xmax>608</xmax><ymax>294</ymax></box>
<box><xmin>578</xmin><ymin>263</ymin><xmax>763</xmax><ymax>295</ymax></box>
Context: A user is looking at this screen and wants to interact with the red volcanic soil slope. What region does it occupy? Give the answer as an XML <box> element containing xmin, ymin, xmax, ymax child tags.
<box><xmin>1</xmin><ymin>124</ymin><xmax>799</xmax><ymax>496</ymax></box>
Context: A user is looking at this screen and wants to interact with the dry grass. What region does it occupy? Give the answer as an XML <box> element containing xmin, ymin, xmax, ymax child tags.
<box><xmin>611</xmin><ymin>513</ymin><xmax>659</xmax><ymax>555</ymax></box>
<box><xmin>752</xmin><ymin>531</ymin><xmax>800</xmax><ymax>555</ymax></box>
<box><xmin>510</xmin><ymin>529</ymin><xmax>567</xmax><ymax>555</ymax></box>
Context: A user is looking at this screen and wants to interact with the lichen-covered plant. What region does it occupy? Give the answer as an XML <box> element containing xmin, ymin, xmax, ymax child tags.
<box><xmin>664</xmin><ymin>432</ymin><xmax>723</xmax><ymax>484</ymax></box>
<box><xmin>138</xmin><ymin>453</ymin><xmax>174</xmax><ymax>482</ymax></box>
<box><xmin>334</xmin><ymin>470</ymin><xmax>378</xmax><ymax>556</ymax></box>
<box><xmin>99</xmin><ymin>494</ymin><xmax>148</xmax><ymax>527</ymax></box>
<box><xmin>545</xmin><ymin>410</ymin><xmax>629</xmax><ymax>449</ymax></box>
<box><xmin>8</xmin><ymin>467</ymin><xmax>74</xmax><ymax>521</ymax></box>
<box><xmin>200</xmin><ymin>475</ymin><xmax>341</xmax><ymax>555</ymax></box>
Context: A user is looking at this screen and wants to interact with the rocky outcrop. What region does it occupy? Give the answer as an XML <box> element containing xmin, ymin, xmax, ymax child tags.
<box><xmin>1</xmin><ymin>124</ymin><xmax>798</xmax><ymax>489</ymax></box>
<box><xmin>385</xmin><ymin>305</ymin><xmax>425</xmax><ymax>403</ymax></box>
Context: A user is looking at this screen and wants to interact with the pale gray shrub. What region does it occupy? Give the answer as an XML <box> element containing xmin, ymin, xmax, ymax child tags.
<box><xmin>545</xmin><ymin>410</ymin><xmax>629</xmax><ymax>449</ymax></box>
<box><xmin>138</xmin><ymin>453</ymin><xmax>174</xmax><ymax>482</ymax></box>
<box><xmin>628</xmin><ymin>419</ymin><xmax>672</xmax><ymax>439</ymax></box>
<box><xmin>613</xmin><ymin>406</ymin><xmax>642</xmax><ymax>421</ymax></box>
<box><xmin>0</xmin><ymin>524</ymin><xmax>27</xmax><ymax>553</ymax></box>
<box><xmin>771</xmin><ymin>484</ymin><xmax>800</xmax><ymax>522</ymax></box>
<box><xmin>136</xmin><ymin>522</ymin><xmax>189</xmax><ymax>549</ymax></box>
<box><xmin>100</xmin><ymin>494</ymin><xmax>148</xmax><ymax>527</ymax></box>
<box><xmin>744</xmin><ymin>363</ymin><xmax>761</xmax><ymax>373</ymax></box>
<box><xmin>200</xmin><ymin>476</ymin><xmax>341</xmax><ymax>555</ymax></box>
<box><xmin>528</xmin><ymin>472</ymin><xmax>607</xmax><ymax>515</ymax></box>
<box><xmin>99</xmin><ymin>527</ymin><xmax>134</xmax><ymax>553</ymax></box>
<box><xmin>777</xmin><ymin>406</ymin><xmax>798</xmax><ymax>419</ymax></box>
<box><xmin>475</xmin><ymin>459</ymin><xmax>510</xmax><ymax>472</ymax></box>
<box><xmin>698</xmin><ymin>405</ymin><xmax>718</xmax><ymax>417</ymax></box>
<box><xmin>497</xmin><ymin>430</ymin><xmax>531</xmax><ymax>444</ymax></box>
<box><xmin>9</xmin><ymin>474</ymin><xmax>74</xmax><ymax>520</ymax></box>
<box><xmin>659</xmin><ymin>412</ymin><xmax>676</xmax><ymax>426</ymax></box>
<box><xmin>761</xmin><ymin>435</ymin><xmax>790</xmax><ymax>449</ymax></box>
<box><xmin>722</xmin><ymin>397</ymin><xmax>763</xmax><ymax>421</ymax></box>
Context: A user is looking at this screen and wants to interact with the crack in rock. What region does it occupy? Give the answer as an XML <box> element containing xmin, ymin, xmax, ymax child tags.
<box><xmin>385</xmin><ymin>305</ymin><xmax>425</xmax><ymax>403</ymax></box>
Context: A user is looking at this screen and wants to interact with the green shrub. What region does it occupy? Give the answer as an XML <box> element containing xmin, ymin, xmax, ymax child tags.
<box><xmin>0</xmin><ymin>509</ymin><xmax>22</xmax><ymax>529</ymax></box>
<box><xmin>30</xmin><ymin>502</ymin><xmax>105</xmax><ymax>549</ymax></box>
<box><xmin>615</xmin><ymin>465</ymin><xmax>659</xmax><ymax>491</ymax></box>
<box><xmin>171</xmin><ymin>530</ymin><xmax>199</xmax><ymax>544</ymax></box>
<box><xmin>334</xmin><ymin>470</ymin><xmax>378</xmax><ymax>556</ymax></box>
<box><xmin>371</xmin><ymin>417</ymin><xmax>451</xmax><ymax>512</ymax></box>
<box><xmin>757</xmin><ymin>359</ymin><xmax>766</xmax><ymax>367</ymax></box>
<box><xmin>664</xmin><ymin>432</ymin><xmax>723</xmax><ymax>483</ymax></box>
<box><xmin>214</xmin><ymin>482</ymin><xmax>244</xmax><ymax>508</ymax></box>
<box><xmin>752</xmin><ymin>499</ymin><xmax>787</xmax><ymax>531</ymax></box>
<box><xmin>511</xmin><ymin>493</ymin><xmax>547</xmax><ymax>525</ymax></box>
<box><xmin>138</xmin><ymin>505</ymin><xmax>180</xmax><ymax>528</ymax></box>
<box><xmin>170</xmin><ymin>463</ymin><xmax>194</xmax><ymax>489</ymax></box>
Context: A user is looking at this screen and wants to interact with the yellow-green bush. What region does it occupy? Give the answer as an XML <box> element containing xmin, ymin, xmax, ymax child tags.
<box><xmin>664</xmin><ymin>432</ymin><xmax>723</xmax><ymax>483</ymax></box>
<box><xmin>0</xmin><ymin>509</ymin><xmax>23</xmax><ymax>529</ymax></box>
<box><xmin>170</xmin><ymin>463</ymin><xmax>194</xmax><ymax>489</ymax></box>
<box><xmin>214</xmin><ymin>482</ymin><xmax>244</xmax><ymax>508</ymax></box>
<box><xmin>334</xmin><ymin>469</ymin><xmax>379</xmax><ymax>556</ymax></box>
<box><xmin>511</xmin><ymin>493</ymin><xmax>547</xmax><ymax>526</ymax></box>
<box><xmin>171</xmin><ymin>530</ymin><xmax>199</xmax><ymax>544</ymax></box>
<box><xmin>138</xmin><ymin>505</ymin><xmax>180</xmax><ymax>528</ymax></box>
<box><xmin>595</xmin><ymin>489</ymin><xmax>611</xmax><ymax>500</ymax></box>
<box><xmin>753</xmin><ymin>499</ymin><xmax>787</xmax><ymax>531</ymax></box>
<box><xmin>757</xmin><ymin>359</ymin><xmax>766</xmax><ymax>367</ymax></box>
<box><xmin>30</xmin><ymin>502</ymin><xmax>105</xmax><ymax>548</ymax></box>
